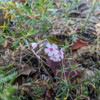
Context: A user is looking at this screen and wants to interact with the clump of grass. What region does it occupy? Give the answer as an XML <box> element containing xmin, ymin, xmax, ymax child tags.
<box><xmin>0</xmin><ymin>63</ymin><xmax>17</xmax><ymax>100</ymax></box>
<box><xmin>81</xmin><ymin>0</ymin><xmax>97</xmax><ymax>34</ymax></box>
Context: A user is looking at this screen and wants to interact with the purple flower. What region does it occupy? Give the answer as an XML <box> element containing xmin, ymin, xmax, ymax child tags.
<box><xmin>58</xmin><ymin>48</ymin><xmax>64</xmax><ymax>59</ymax></box>
<box><xmin>49</xmin><ymin>55</ymin><xmax>61</xmax><ymax>62</ymax></box>
<box><xmin>31</xmin><ymin>43</ymin><xmax>38</xmax><ymax>49</ymax></box>
<box><xmin>44</xmin><ymin>42</ymin><xmax>58</xmax><ymax>56</ymax></box>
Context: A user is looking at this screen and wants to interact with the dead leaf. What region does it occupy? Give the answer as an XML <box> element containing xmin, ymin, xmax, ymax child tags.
<box><xmin>3</xmin><ymin>39</ymin><xmax>8</xmax><ymax>47</ymax></box>
<box><xmin>56</xmin><ymin>3</ymin><xmax>61</xmax><ymax>8</ymax></box>
<box><xmin>16</xmin><ymin>0</ymin><xmax>26</xmax><ymax>3</ymax></box>
<box><xmin>47</xmin><ymin>56</ymin><xmax>82</xmax><ymax>81</ymax></box>
<box><xmin>79</xmin><ymin>68</ymin><xmax>95</xmax><ymax>79</ymax></box>
<box><xmin>19</xmin><ymin>43</ymin><xmax>25</xmax><ymax>50</ymax></box>
<box><xmin>78</xmin><ymin>3</ymin><xmax>89</xmax><ymax>11</ymax></box>
<box><xmin>12</xmin><ymin>68</ymin><xmax>37</xmax><ymax>86</ymax></box>
<box><xmin>81</xmin><ymin>10</ymin><xmax>90</xmax><ymax>17</ymax></box>
<box><xmin>84</xmin><ymin>70</ymin><xmax>95</xmax><ymax>79</ymax></box>
<box><xmin>45</xmin><ymin>90</ymin><xmax>52</xmax><ymax>100</ymax></box>
<box><xmin>70</xmin><ymin>2</ymin><xmax>89</xmax><ymax>17</ymax></box>
<box><xmin>69</xmin><ymin>10</ymin><xmax>81</xmax><ymax>17</ymax></box>
<box><xmin>71</xmin><ymin>39</ymin><xmax>89</xmax><ymax>50</ymax></box>
<box><xmin>2</xmin><ymin>40</ymin><xmax>14</xmax><ymax>50</ymax></box>
<box><xmin>34</xmin><ymin>71</ymin><xmax>40</xmax><ymax>79</ymax></box>
<box><xmin>4</xmin><ymin>11</ymin><xmax>11</xmax><ymax>19</ymax></box>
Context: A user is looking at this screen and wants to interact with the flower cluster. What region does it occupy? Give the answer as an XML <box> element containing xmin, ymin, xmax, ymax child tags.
<box><xmin>31</xmin><ymin>41</ymin><xmax>64</xmax><ymax>62</ymax></box>
<box><xmin>44</xmin><ymin>42</ymin><xmax>64</xmax><ymax>62</ymax></box>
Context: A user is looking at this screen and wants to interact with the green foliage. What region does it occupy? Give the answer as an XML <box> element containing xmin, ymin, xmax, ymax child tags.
<box><xmin>0</xmin><ymin>63</ymin><xmax>17</xmax><ymax>100</ymax></box>
<box><xmin>0</xmin><ymin>0</ymin><xmax>55</xmax><ymax>50</ymax></box>
<box><xmin>55</xmin><ymin>63</ymin><xmax>80</xmax><ymax>99</ymax></box>
<box><xmin>81</xmin><ymin>0</ymin><xmax>97</xmax><ymax>34</ymax></box>
<box><xmin>56</xmin><ymin>63</ymin><xmax>100</xmax><ymax>99</ymax></box>
<box><xmin>0</xmin><ymin>0</ymin><xmax>99</xmax><ymax>99</ymax></box>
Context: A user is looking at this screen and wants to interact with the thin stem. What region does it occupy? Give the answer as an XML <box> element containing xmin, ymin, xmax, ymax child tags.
<box><xmin>81</xmin><ymin>0</ymin><xmax>97</xmax><ymax>34</ymax></box>
<box><xmin>0</xmin><ymin>33</ymin><xmax>24</xmax><ymax>40</ymax></box>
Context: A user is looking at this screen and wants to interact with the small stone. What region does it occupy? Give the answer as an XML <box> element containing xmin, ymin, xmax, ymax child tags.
<box><xmin>81</xmin><ymin>10</ymin><xmax>90</xmax><ymax>17</ymax></box>
<box><xmin>95</xmin><ymin>8</ymin><xmax>100</xmax><ymax>16</ymax></box>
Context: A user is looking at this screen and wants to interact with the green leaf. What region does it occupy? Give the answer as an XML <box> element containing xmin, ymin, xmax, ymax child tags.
<box><xmin>0</xmin><ymin>63</ymin><xmax>13</xmax><ymax>70</ymax></box>
<box><xmin>16</xmin><ymin>28</ymin><xmax>25</xmax><ymax>37</ymax></box>
<box><xmin>0</xmin><ymin>38</ymin><xmax>6</xmax><ymax>45</ymax></box>
<box><xmin>27</xmin><ymin>27</ymin><xmax>32</xmax><ymax>36</ymax></box>
<box><xmin>4</xmin><ymin>68</ymin><xmax>17</xmax><ymax>77</ymax></box>
<box><xmin>45</xmin><ymin>16</ymin><xmax>52</xmax><ymax>24</ymax></box>
<box><xmin>12</xmin><ymin>39</ymin><xmax>20</xmax><ymax>47</ymax></box>
<box><xmin>42</xmin><ymin>12</ymin><xmax>45</xmax><ymax>21</ymax></box>
<box><xmin>47</xmin><ymin>9</ymin><xmax>55</xmax><ymax>11</ymax></box>
<box><xmin>46</xmin><ymin>36</ymin><xmax>64</xmax><ymax>45</ymax></box>
<box><xmin>65</xmin><ymin>39</ymin><xmax>67</xmax><ymax>47</ymax></box>
<box><xmin>23</xmin><ymin>5</ymin><xmax>32</xmax><ymax>15</ymax></box>
<box><xmin>27</xmin><ymin>30</ymin><xmax>39</xmax><ymax>37</ymax></box>
<box><xmin>2</xmin><ymin>21</ymin><xmax>6</xmax><ymax>33</ymax></box>
<box><xmin>5</xmin><ymin>27</ymin><xmax>15</xmax><ymax>37</ymax></box>
<box><xmin>0</xmin><ymin>73</ymin><xmax>17</xmax><ymax>84</ymax></box>
<box><xmin>34</xmin><ymin>2</ymin><xmax>41</xmax><ymax>14</ymax></box>
<box><xmin>46</xmin><ymin>0</ymin><xmax>53</xmax><ymax>8</ymax></box>
<box><xmin>39</xmin><ymin>3</ymin><xmax>45</xmax><ymax>9</ymax></box>
<box><xmin>24</xmin><ymin>39</ymin><xmax>30</xmax><ymax>49</ymax></box>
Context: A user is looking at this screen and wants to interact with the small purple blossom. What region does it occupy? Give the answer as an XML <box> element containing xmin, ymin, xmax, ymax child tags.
<box><xmin>31</xmin><ymin>43</ymin><xmax>39</xmax><ymax>49</ymax></box>
<box><xmin>49</xmin><ymin>55</ymin><xmax>61</xmax><ymax>62</ymax></box>
<box><xmin>44</xmin><ymin>42</ymin><xmax>58</xmax><ymax>56</ymax></box>
<box><xmin>58</xmin><ymin>48</ymin><xmax>64</xmax><ymax>59</ymax></box>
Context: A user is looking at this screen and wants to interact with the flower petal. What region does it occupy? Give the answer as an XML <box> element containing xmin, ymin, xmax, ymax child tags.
<box><xmin>46</xmin><ymin>42</ymin><xmax>51</xmax><ymax>48</ymax></box>
<box><xmin>56</xmin><ymin>56</ymin><xmax>61</xmax><ymax>61</ymax></box>
<box><xmin>52</xmin><ymin>43</ymin><xmax>58</xmax><ymax>49</ymax></box>
<box><xmin>49</xmin><ymin>56</ymin><xmax>54</xmax><ymax>61</ymax></box>
<box><xmin>48</xmin><ymin>51</ymin><xmax>53</xmax><ymax>56</ymax></box>
<box><xmin>60</xmin><ymin>48</ymin><xmax>64</xmax><ymax>51</ymax></box>
<box><xmin>61</xmin><ymin>55</ymin><xmax>64</xmax><ymax>59</ymax></box>
<box><xmin>44</xmin><ymin>48</ymin><xmax>49</xmax><ymax>54</ymax></box>
<box><xmin>49</xmin><ymin>56</ymin><xmax>56</xmax><ymax>62</ymax></box>
<box><xmin>49</xmin><ymin>55</ymin><xmax>61</xmax><ymax>62</ymax></box>
<box><xmin>53</xmin><ymin>50</ymin><xmax>59</xmax><ymax>55</ymax></box>
<box><xmin>31</xmin><ymin>43</ymin><xmax>38</xmax><ymax>49</ymax></box>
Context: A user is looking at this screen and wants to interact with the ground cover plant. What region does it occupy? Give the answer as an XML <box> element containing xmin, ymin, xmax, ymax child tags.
<box><xmin>0</xmin><ymin>0</ymin><xmax>100</xmax><ymax>100</ymax></box>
